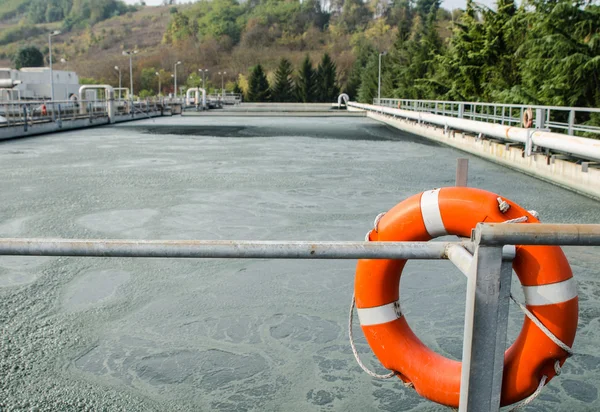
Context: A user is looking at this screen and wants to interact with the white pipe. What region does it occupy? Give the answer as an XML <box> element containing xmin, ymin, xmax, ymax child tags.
<box><xmin>0</xmin><ymin>79</ymin><xmax>20</xmax><ymax>88</ymax></box>
<box><xmin>338</xmin><ymin>93</ymin><xmax>349</xmax><ymax>108</ymax></box>
<box><xmin>186</xmin><ymin>87</ymin><xmax>206</xmax><ymax>108</ymax></box>
<box><xmin>350</xmin><ymin>102</ymin><xmax>600</xmax><ymax>162</ymax></box>
<box><xmin>78</xmin><ymin>85</ymin><xmax>115</xmax><ymax>123</ymax></box>
<box><xmin>114</xmin><ymin>87</ymin><xmax>129</xmax><ymax>100</ymax></box>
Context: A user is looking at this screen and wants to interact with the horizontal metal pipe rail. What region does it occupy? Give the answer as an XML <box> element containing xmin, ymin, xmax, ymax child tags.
<box><xmin>0</xmin><ymin>239</ymin><xmax>454</xmax><ymax>259</ymax></box>
<box><xmin>476</xmin><ymin>223</ymin><xmax>600</xmax><ymax>246</ymax></box>
<box><xmin>351</xmin><ymin>102</ymin><xmax>600</xmax><ymax>162</ymax></box>
<box><xmin>2</xmin><ymin>223</ymin><xmax>599</xmax><ymax>412</ymax></box>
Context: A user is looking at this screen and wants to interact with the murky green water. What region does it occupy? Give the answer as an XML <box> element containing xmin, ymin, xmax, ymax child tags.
<box><xmin>1</xmin><ymin>116</ymin><xmax>599</xmax><ymax>411</ymax></box>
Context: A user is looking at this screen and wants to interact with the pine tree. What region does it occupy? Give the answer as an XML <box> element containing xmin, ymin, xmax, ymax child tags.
<box><xmin>515</xmin><ymin>0</ymin><xmax>600</xmax><ymax>108</ymax></box>
<box><xmin>344</xmin><ymin>39</ymin><xmax>375</xmax><ymax>100</ymax></box>
<box><xmin>232</xmin><ymin>81</ymin><xmax>243</xmax><ymax>95</ymax></box>
<box><xmin>295</xmin><ymin>55</ymin><xmax>316</xmax><ymax>103</ymax></box>
<box><xmin>271</xmin><ymin>58</ymin><xmax>295</xmax><ymax>102</ymax></box>
<box><xmin>247</xmin><ymin>64</ymin><xmax>270</xmax><ymax>102</ymax></box>
<box><xmin>315</xmin><ymin>53</ymin><xmax>339</xmax><ymax>102</ymax></box>
<box><xmin>357</xmin><ymin>53</ymin><xmax>379</xmax><ymax>103</ymax></box>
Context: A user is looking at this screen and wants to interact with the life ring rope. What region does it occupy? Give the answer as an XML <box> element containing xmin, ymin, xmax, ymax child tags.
<box><xmin>353</xmin><ymin>188</ymin><xmax>577</xmax><ymax>408</ymax></box>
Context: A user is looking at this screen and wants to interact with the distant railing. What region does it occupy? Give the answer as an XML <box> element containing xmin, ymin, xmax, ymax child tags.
<box><xmin>0</xmin><ymin>98</ymin><xmax>166</xmax><ymax>128</ymax></box>
<box><xmin>374</xmin><ymin>98</ymin><xmax>600</xmax><ymax>137</ymax></box>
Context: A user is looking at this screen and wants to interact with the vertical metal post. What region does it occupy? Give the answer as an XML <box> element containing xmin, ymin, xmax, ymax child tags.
<box><xmin>456</xmin><ymin>158</ymin><xmax>469</xmax><ymax>187</ymax></box>
<box><xmin>49</xmin><ymin>33</ymin><xmax>54</xmax><ymax>104</ymax></box>
<box><xmin>568</xmin><ymin>110</ymin><xmax>574</xmax><ymax>135</ymax></box>
<box><xmin>458</xmin><ymin>103</ymin><xmax>464</xmax><ymax>118</ymax></box>
<box><xmin>23</xmin><ymin>105</ymin><xmax>27</xmax><ymax>132</ymax></box>
<box><xmin>535</xmin><ymin>108</ymin><xmax>544</xmax><ymax>129</ymax></box>
<box><xmin>129</xmin><ymin>55</ymin><xmax>134</xmax><ymax>98</ymax></box>
<box><xmin>526</xmin><ymin>129</ymin><xmax>533</xmax><ymax>157</ymax></box>
<box><xmin>458</xmin><ymin>244</ymin><xmax>514</xmax><ymax>411</ymax></box>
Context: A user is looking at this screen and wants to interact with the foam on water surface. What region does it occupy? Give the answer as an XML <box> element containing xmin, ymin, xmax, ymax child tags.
<box><xmin>0</xmin><ymin>116</ymin><xmax>599</xmax><ymax>411</ymax></box>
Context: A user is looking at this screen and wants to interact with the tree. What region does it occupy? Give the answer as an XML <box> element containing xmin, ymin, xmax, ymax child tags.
<box><xmin>340</xmin><ymin>0</ymin><xmax>371</xmax><ymax>32</ymax></box>
<box><xmin>140</xmin><ymin>67</ymin><xmax>158</xmax><ymax>93</ymax></box>
<box><xmin>13</xmin><ymin>46</ymin><xmax>44</xmax><ymax>69</ymax></box>
<box><xmin>271</xmin><ymin>58</ymin><xmax>295</xmax><ymax>102</ymax></box>
<box><xmin>357</xmin><ymin>53</ymin><xmax>379</xmax><ymax>103</ymax></box>
<box><xmin>295</xmin><ymin>55</ymin><xmax>316</xmax><ymax>103</ymax></box>
<box><xmin>232</xmin><ymin>81</ymin><xmax>243</xmax><ymax>95</ymax></box>
<box><xmin>514</xmin><ymin>0</ymin><xmax>600</xmax><ymax>108</ymax></box>
<box><xmin>315</xmin><ymin>53</ymin><xmax>339</xmax><ymax>102</ymax></box>
<box><xmin>247</xmin><ymin>64</ymin><xmax>270</xmax><ymax>102</ymax></box>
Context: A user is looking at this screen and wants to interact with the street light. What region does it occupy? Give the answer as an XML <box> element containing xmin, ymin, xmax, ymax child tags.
<box><xmin>155</xmin><ymin>72</ymin><xmax>161</xmax><ymax>97</ymax></box>
<box><xmin>48</xmin><ymin>30</ymin><xmax>60</xmax><ymax>103</ymax></box>
<box><xmin>378</xmin><ymin>51</ymin><xmax>387</xmax><ymax>104</ymax></box>
<box><xmin>218</xmin><ymin>71</ymin><xmax>226</xmax><ymax>97</ymax></box>
<box><xmin>173</xmin><ymin>61</ymin><xmax>182</xmax><ymax>99</ymax></box>
<box><xmin>198</xmin><ymin>68</ymin><xmax>208</xmax><ymax>90</ymax></box>
<box><xmin>122</xmin><ymin>50</ymin><xmax>138</xmax><ymax>97</ymax></box>
<box><xmin>114</xmin><ymin>66</ymin><xmax>121</xmax><ymax>101</ymax></box>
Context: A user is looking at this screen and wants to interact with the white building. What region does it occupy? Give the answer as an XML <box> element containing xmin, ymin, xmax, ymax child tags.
<box><xmin>0</xmin><ymin>67</ymin><xmax>80</xmax><ymax>101</ymax></box>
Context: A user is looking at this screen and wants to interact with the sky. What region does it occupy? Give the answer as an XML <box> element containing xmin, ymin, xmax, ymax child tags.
<box><xmin>124</xmin><ymin>0</ymin><xmax>497</xmax><ymax>12</ymax></box>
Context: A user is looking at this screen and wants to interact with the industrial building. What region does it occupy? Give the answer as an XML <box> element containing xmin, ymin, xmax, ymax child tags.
<box><xmin>0</xmin><ymin>67</ymin><xmax>80</xmax><ymax>101</ymax></box>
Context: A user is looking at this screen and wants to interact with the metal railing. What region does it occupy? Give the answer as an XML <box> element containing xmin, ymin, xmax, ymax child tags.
<box><xmin>0</xmin><ymin>99</ymin><xmax>109</xmax><ymax>128</ymax></box>
<box><xmin>353</xmin><ymin>101</ymin><xmax>600</xmax><ymax>163</ymax></box>
<box><xmin>2</xmin><ymin>223</ymin><xmax>599</xmax><ymax>411</ymax></box>
<box><xmin>375</xmin><ymin>98</ymin><xmax>600</xmax><ymax>137</ymax></box>
<box><xmin>1</xmin><ymin>99</ymin><xmax>166</xmax><ymax>128</ymax></box>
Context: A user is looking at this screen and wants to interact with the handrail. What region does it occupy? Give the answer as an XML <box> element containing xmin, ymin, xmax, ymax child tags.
<box><xmin>352</xmin><ymin>102</ymin><xmax>600</xmax><ymax>162</ymax></box>
<box><xmin>374</xmin><ymin>98</ymin><xmax>600</xmax><ymax>137</ymax></box>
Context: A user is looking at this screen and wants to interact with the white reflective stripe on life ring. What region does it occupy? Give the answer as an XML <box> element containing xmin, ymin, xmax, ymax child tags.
<box><xmin>523</xmin><ymin>278</ymin><xmax>578</xmax><ymax>306</ymax></box>
<box><xmin>420</xmin><ymin>189</ymin><xmax>447</xmax><ymax>238</ymax></box>
<box><xmin>357</xmin><ymin>300</ymin><xmax>402</xmax><ymax>326</ymax></box>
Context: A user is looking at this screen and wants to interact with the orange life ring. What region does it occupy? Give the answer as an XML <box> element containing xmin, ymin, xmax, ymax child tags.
<box><xmin>355</xmin><ymin>187</ymin><xmax>577</xmax><ymax>408</ymax></box>
<box><xmin>523</xmin><ymin>108</ymin><xmax>533</xmax><ymax>128</ymax></box>
<box><xmin>41</xmin><ymin>104</ymin><xmax>47</xmax><ymax>116</ymax></box>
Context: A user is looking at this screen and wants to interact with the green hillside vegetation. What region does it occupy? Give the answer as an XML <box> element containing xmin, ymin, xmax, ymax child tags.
<box><xmin>0</xmin><ymin>0</ymin><xmax>598</xmax><ymax>116</ymax></box>
<box><xmin>0</xmin><ymin>0</ymin><xmax>31</xmax><ymax>21</ymax></box>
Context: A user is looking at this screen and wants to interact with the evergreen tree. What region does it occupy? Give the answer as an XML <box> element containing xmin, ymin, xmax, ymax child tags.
<box><xmin>247</xmin><ymin>64</ymin><xmax>270</xmax><ymax>102</ymax></box>
<box><xmin>271</xmin><ymin>58</ymin><xmax>295</xmax><ymax>102</ymax></box>
<box><xmin>357</xmin><ymin>53</ymin><xmax>379</xmax><ymax>103</ymax></box>
<box><xmin>13</xmin><ymin>46</ymin><xmax>44</xmax><ymax>69</ymax></box>
<box><xmin>434</xmin><ymin>0</ymin><xmax>486</xmax><ymax>100</ymax></box>
<box><xmin>232</xmin><ymin>81</ymin><xmax>243</xmax><ymax>95</ymax></box>
<box><xmin>315</xmin><ymin>53</ymin><xmax>339</xmax><ymax>102</ymax></box>
<box><xmin>392</xmin><ymin>1</ymin><xmax>444</xmax><ymax>99</ymax></box>
<box><xmin>515</xmin><ymin>0</ymin><xmax>600</xmax><ymax>108</ymax></box>
<box><xmin>295</xmin><ymin>55</ymin><xmax>316</xmax><ymax>103</ymax></box>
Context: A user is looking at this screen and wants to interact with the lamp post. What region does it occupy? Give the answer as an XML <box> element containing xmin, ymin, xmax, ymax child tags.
<box><xmin>378</xmin><ymin>51</ymin><xmax>387</xmax><ymax>104</ymax></box>
<box><xmin>198</xmin><ymin>69</ymin><xmax>208</xmax><ymax>90</ymax></box>
<box><xmin>48</xmin><ymin>30</ymin><xmax>60</xmax><ymax>103</ymax></box>
<box><xmin>174</xmin><ymin>61</ymin><xmax>182</xmax><ymax>99</ymax></box>
<box><xmin>122</xmin><ymin>50</ymin><xmax>138</xmax><ymax>97</ymax></box>
<box><xmin>114</xmin><ymin>66</ymin><xmax>121</xmax><ymax>100</ymax></box>
<box><xmin>218</xmin><ymin>71</ymin><xmax>226</xmax><ymax>97</ymax></box>
<box><xmin>155</xmin><ymin>72</ymin><xmax>161</xmax><ymax>97</ymax></box>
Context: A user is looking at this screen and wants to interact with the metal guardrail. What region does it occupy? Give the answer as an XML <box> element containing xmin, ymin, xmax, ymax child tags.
<box><xmin>353</xmin><ymin>101</ymin><xmax>600</xmax><ymax>163</ymax></box>
<box><xmin>2</xmin><ymin>223</ymin><xmax>599</xmax><ymax>411</ymax></box>
<box><xmin>0</xmin><ymin>98</ymin><xmax>166</xmax><ymax>128</ymax></box>
<box><xmin>0</xmin><ymin>99</ymin><xmax>109</xmax><ymax>127</ymax></box>
<box><xmin>375</xmin><ymin>98</ymin><xmax>600</xmax><ymax>137</ymax></box>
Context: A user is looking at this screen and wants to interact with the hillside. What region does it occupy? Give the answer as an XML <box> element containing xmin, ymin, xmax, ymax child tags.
<box><xmin>0</xmin><ymin>0</ymin><xmax>454</xmax><ymax>99</ymax></box>
<box><xmin>0</xmin><ymin>0</ymin><xmax>598</xmax><ymax>113</ymax></box>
